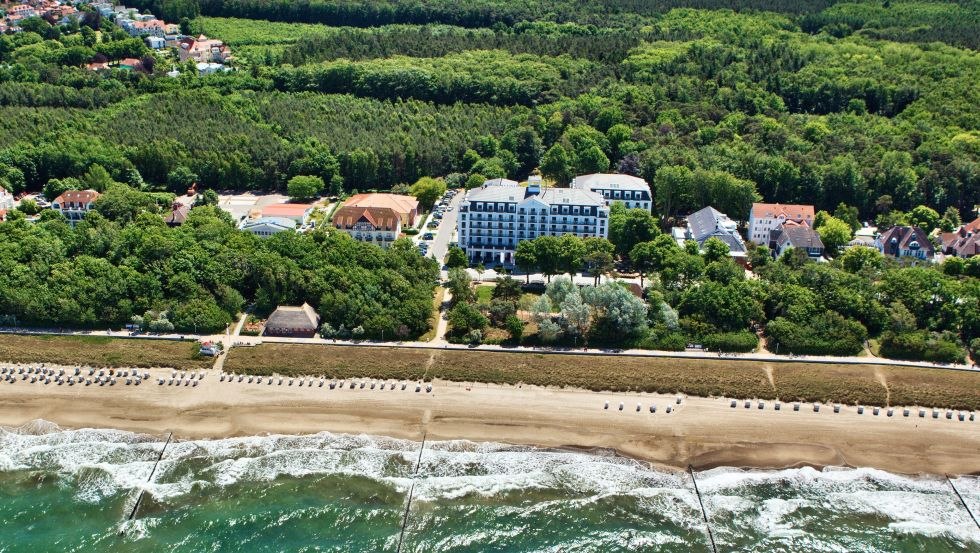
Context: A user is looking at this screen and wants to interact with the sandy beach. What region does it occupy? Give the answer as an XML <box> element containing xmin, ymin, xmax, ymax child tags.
<box><xmin>0</xmin><ymin>363</ymin><xmax>978</xmax><ymax>476</ymax></box>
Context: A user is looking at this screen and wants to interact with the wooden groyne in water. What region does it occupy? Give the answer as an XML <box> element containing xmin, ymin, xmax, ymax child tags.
<box><xmin>396</xmin><ymin>432</ymin><xmax>427</xmax><ymax>553</ymax></box>
<box><xmin>688</xmin><ymin>465</ymin><xmax>718</xmax><ymax>553</ymax></box>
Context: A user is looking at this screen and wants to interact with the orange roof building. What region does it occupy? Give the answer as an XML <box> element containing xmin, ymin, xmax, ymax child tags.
<box><xmin>260</xmin><ymin>203</ymin><xmax>314</xmax><ymax>224</ymax></box>
<box><xmin>52</xmin><ymin>189</ymin><xmax>101</xmax><ymax>224</ymax></box>
<box><xmin>333</xmin><ymin>205</ymin><xmax>402</xmax><ymax>248</ymax></box>
<box><xmin>748</xmin><ymin>202</ymin><xmax>815</xmax><ymax>245</ymax></box>
<box><xmin>342</xmin><ymin>193</ymin><xmax>419</xmax><ymax>226</ymax></box>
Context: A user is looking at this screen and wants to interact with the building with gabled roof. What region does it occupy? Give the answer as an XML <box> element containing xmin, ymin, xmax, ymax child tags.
<box><xmin>876</xmin><ymin>226</ymin><xmax>934</xmax><ymax>261</ymax></box>
<box><xmin>332</xmin><ymin>205</ymin><xmax>402</xmax><ymax>248</ymax></box>
<box><xmin>52</xmin><ymin>189</ymin><xmax>100</xmax><ymax>224</ymax></box>
<box><xmin>770</xmin><ymin>221</ymin><xmax>824</xmax><ymax>259</ymax></box>
<box><xmin>940</xmin><ymin>217</ymin><xmax>980</xmax><ymax>259</ymax></box>
<box><xmin>342</xmin><ymin>193</ymin><xmax>419</xmax><ymax>226</ymax></box>
<box><xmin>263</xmin><ymin>303</ymin><xmax>320</xmax><ymax>338</ymax></box>
<box><xmin>748</xmin><ymin>202</ymin><xmax>815</xmax><ymax>245</ymax></box>
<box><xmin>672</xmin><ymin>206</ymin><xmax>747</xmax><ymax>258</ymax></box>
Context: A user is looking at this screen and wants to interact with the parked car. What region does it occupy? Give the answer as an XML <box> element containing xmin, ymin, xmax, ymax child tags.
<box><xmin>422</xmin><ymin>232</ymin><xmax>434</xmax><ymax>240</ymax></box>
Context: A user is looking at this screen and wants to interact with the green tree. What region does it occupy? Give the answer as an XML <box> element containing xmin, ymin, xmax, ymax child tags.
<box><xmin>514</xmin><ymin>239</ymin><xmax>538</xmax><ymax>283</ymax></box>
<box><xmin>448</xmin><ymin>302</ymin><xmax>488</xmax><ymax>334</ymax></box>
<box><xmin>409</xmin><ymin>176</ymin><xmax>447</xmax><ymax>211</ymax></box>
<box><xmin>907</xmin><ymin>205</ymin><xmax>941</xmax><ymax>233</ymax></box>
<box><xmin>492</xmin><ymin>276</ymin><xmax>522</xmax><ymax>303</ymax></box>
<box><xmin>609</xmin><ymin>204</ymin><xmax>659</xmax><ymax>255</ymax></box>
<box><xmin>287</xmin><ymin>175</ymin><xmax>324</xmax><ymax>201</ymax></box>
<box><xmin>446</xmin><ymin>267</ymin><xmax>474</xmax><ymax>305</ymax></box>
<box><xmin>702</xmin><ymin>237</ymin><xmax>731</xmax><ymax>264</ymax></box>
<box><xmin>576</xmin><ymin>145</ymin><xmax>610</xmax><ymax>174</ymax></box>
<box><xmin>816</xmin><ymin>215</ymin><xmax>853</xmax><ymax>256</ymax></box>
<box><xmin>581</xmin><ymin>237</ymin><xmax>615</xmax><ymax>285</ymax></box>
<box><xmin>445</xmin><ymin>245</ymin><xmax>467</xmax><ymax>268</ymax></box>
<box><xmin>505</xmin><ymin>314</ymin><xmax>525</xmax><ymax>343</ymax></box>
<box><xmin>540</xmin><ymin>143</ymin><xmax>573</xmax><ymax>186</ymax></box>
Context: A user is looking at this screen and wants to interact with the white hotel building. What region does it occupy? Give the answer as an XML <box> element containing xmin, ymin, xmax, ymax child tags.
<box><xmin>571</xmin><ymin>173</ymin><xmax>652</xmax><ymax>211</ymax></box>
<box><xmin>458</xmin><ymin>176</ymin><xmax>609</xmax><ymax>265</ymax></box>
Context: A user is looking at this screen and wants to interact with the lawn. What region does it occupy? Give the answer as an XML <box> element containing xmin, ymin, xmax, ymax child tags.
<box><xmin>223</xmin><ymin>343</ymin><xmax>980</xmax><ymax>409</ymax></box>
<box><xmin>0</xmin><ymin>334</ymin><xmax>211</xmax><ymax>370</ymax></box>
<box><xmin>475</xmin><ymin>285</ymin><xmax>494</xmax><ymax>305</ymax></box>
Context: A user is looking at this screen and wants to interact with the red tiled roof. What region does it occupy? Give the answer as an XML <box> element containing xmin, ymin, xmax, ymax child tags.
<box><xmin>332</xmin><ymin>206</ymin><xmax>399</xmax><ymax>230</ymax></box>
<box><xmin>53</xmin><ymin>189</ymin><xmax>100</xmax><ymax>206</ymax></box>
<box><xmin>343</xmin><ymin>193</ymin><xmax>418</xmax><ymax>215</ymax></box>
<box><xmin>751</xmin><ymin>203</ymin><xmax>815</xmax><ymax>221</ymax></box>
<box><xmin>261</xmin><ymin>203</ymin><xmax>313</xmax><ymax>218</ymax></box>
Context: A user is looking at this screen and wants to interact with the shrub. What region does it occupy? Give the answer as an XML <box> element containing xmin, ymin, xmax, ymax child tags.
<box><xmin>702</xmin><ymin>331</ymin><xmax>758</xmax><ymax>353</ymax></box>
<box><xmin>879</xmin><ymin>331</ymin><xmax>966</xmax><ymax>364</ymax></box>
<box><xmin>766</xmin><ymin>312</ymin><xmax>867</xmax><ymax>356</ymax></box>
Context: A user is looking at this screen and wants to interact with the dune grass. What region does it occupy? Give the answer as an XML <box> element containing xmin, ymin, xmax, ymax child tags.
<box><xmin>224</xmin><ymin>343</ymin><xmax>980</xmax><ymax>410</ymax></box>
<box><xmin>224</xmin><ymin>343</ymin><xmax>430</xmax><ymax>381</ymax></box>
<box><xmin>770</xmin><ymin>364</ymin><xmax>886</xmax><ymax>406</ymax></box>
<box><xmin>0</xmin><ymin>334</ymin><xmax>210</xmax><ymax>370</ymax></box>
<box><xmin>883</xmin><ymin>367</ymin><xmax>980</xmax><ymax>411</ymax></box>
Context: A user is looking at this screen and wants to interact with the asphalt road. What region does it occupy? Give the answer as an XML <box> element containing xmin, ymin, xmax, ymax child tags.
<box><xmin>425</xmin><ymin>189</ymin><xmax>463</xmax><ymax>265</ymax></box>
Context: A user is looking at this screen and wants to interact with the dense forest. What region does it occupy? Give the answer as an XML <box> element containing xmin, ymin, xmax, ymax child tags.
<box><xmin>0</xmin><ymin>205</ymin><xmax>439</xmax><ymax>338</ymax></box>
<box><xmin>0</xmin><ymin>0</ymin><xmax>977</xmax><ymax>357</ymax></box>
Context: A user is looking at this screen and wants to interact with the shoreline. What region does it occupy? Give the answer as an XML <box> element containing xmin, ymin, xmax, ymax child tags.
<box><xmin>1</xmin><ymin>364</ymin><xmax>978</xmax><ymax>477</ymax></box>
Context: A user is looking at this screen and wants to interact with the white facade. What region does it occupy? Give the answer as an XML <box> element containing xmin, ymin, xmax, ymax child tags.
<box><xmin>747</xmin><ymin>203</ymin><xmax>815</xmax><ymax>245</ymax></box>
<box><xmin>570</xmin><ymin>173</ymin><xmax>652</xmax><ymax>211</ymax></box>
<box><xmin>239</xmin><ymin>216</ymin><xmax>296</xmax><ymax>237</ymax></box>
<box><xmin>0</xmin><ymin>189</ymin><xmax>13</xmax><ymax>212</ymax></box>
<box><xmin>458</xmin><ymin>178</ymin><xmax>608</xmax><ymax>265</ymax></box>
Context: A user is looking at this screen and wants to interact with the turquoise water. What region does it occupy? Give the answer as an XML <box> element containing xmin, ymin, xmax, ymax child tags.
<box><xmin>0</xmin><ymin>421</ymin><xmax>977</xmax><ymax>552</ymax></box>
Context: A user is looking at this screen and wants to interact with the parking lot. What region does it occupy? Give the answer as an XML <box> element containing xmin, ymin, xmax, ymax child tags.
<box><xmin>416</xmin><ymin>188</ymin><xmax>462</xmax><ymax>263</ymax></box>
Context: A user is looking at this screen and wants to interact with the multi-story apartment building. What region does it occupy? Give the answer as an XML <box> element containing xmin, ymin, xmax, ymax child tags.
<box><xmin>458</xmin><ymin>176</ymin><xmax>608</xmax><ymax>265</ymax></box>
<box><xmin>570</xmin><ymin>173</ymin><xmax>652</xmax><ymax>211</ymax></box>
<box><xmin>747</xmin><ymin>202</ymin><xmax>815</xmax><ymax>245</ymax></box>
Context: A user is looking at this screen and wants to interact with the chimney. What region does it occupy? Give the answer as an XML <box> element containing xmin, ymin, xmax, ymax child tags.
<box><xmin>527</xmin><ymin>175</ymin><xmax>542</xmax><ymax>195</ymax></box>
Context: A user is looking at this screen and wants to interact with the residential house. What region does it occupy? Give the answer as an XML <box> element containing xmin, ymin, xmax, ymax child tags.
<box><xmin>672</xmin><ymin>206</ymin><xmax>747</xmax><ymax>260</ymax></box>
<box><xmin>86</xmin><ymin>61</ymin><xmax>110</xmax><ymax>71</ymax></box>
<box><xmin>163</xmin><ymin>200</ymin><xmax>191</xmax><ymax>226</ymax></box>
<box><xmin>770</xmin><ymin>222</ymin><xmax>824</xmax><ymax>258</ymax></box>
<box><xmin>178</xmin><ymin>35</ymin><xmax>231</xmax><ymax>63</ymax></box>
<box><xmin>52</xmin><ymin>189</ymin><xmax>100</xmax><ymax>223</ymax></box>
<box><xmin>848</xmin><ymin>226</ymin><xmax>878</xmax><ymax>248</ymax></box>
<box><xmin>332</xmin><ymin>205</ymin><xmax>402</xmax><ymax>248</ymax></box>
<box><xmin>748</xmin><ymin>203</ymin><xmax>815</xmax><ymax>245</ymax></box>
<box><xmin>196</xmin><ymin>62</ymin><xmax>228</xmax><ymax>75</ymax></box>
<box><xmin>145</xmin><ymin>35</ymin><xmax>165</xmax><ymax>49</ymax></box>
<box><xmin>458</xmin><ymin>176</ymin><xmax>608</xmax><ymax>265</ymax></box>
<box><xmin>876</xmin><ymin>226</ymin><xmax>935</xmax><ymax>261</ymax></box>
<box><xmin>0</xmin><ymin>188</ymin><xmax>13</xmax><ymax>212</ymax></box>
<box><xmin>239</xmin><ymin>216</ymin><xmax>297</xmax><ymax>237</ymax></box>
<box><xmin>263</xmin><ymin>303</ymin><xmax>320</xmax><ymax>338</ymax></box>
<box><xmin>342</xmin><ymin>192</ymin><xmax>419</xmax><ymax>227</ymax></box>
<box><xmin>0</xmin><ymin>188</ymin><xmax>13</xmax><ymax>221</ymax></box>
<box><xmin>570</xmin><ymin>173</ymin><xmax>652</xmax><ymax>211</ymax></box>
<box><xmin>940</xmin><ymin>217</ymin><xmax>980</xmax><ymax>259</ymax></box>
<box><xmin>260</xmin><ymin>203</ymin><xmax>313</xmax><ymax>226</ymax></box>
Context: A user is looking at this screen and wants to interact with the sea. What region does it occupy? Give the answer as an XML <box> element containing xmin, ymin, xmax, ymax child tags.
<box><xmin>0</xmin><ymin>420</ymin><xmax>977</xmax><ymax>552</ymax></box>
